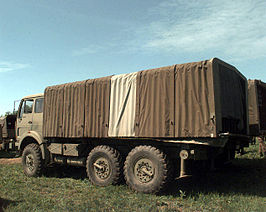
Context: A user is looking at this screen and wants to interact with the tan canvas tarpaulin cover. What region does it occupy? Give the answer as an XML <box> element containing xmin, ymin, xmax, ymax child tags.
<box><xmin>248</xmin><ymin>79</ymin><xmax>266</xmax><ymax>135</ymax></box>
<box><xmin>135</xmin><ymin>60</ymin><xmax>217</xmax><ymax>137</ymax></box>
<box><xmin>108</xmin><ymin>72</ymin><xmax>137</xmax><ymax>137</ymax></box>
<box><xmin>84</xmin><ymin>76</ymin><xmax>111</xmax><ymax>137</ymax></box>
<box><xmin>174</xmin><ymin>61</ymin><xmax>216</xmax><ymax>137</ymax></box>
<box><xmin>43</xmin><ymin>85</ymin><xmax>64</xmax><ymax>137</ymax></box>
<box><xmin>135</xmin><ymin>66</ymin><xmax>175</xmax><ymax>137</ymax></box>
<box><xmin>43</xmin><ymin>58</ymin><xmax>248</xmax><ymax>139</ymax></box>
<box><xmin>62</xmin><ymin>81</ymin><xmax>86</xmax><ymax>137</ymax></box>
<box><xmin>43</xmin><ymin>77</ymin><xmax>111</xmax><ymax>138</ymax></box>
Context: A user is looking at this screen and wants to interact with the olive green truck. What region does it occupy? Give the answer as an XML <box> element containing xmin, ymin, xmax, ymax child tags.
<box><xmin>6</xmin><ymin>58</ymin><xmax>251</xmax><ymax>193</ymax></box>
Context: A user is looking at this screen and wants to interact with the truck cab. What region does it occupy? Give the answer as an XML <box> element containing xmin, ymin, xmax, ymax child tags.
<box><xmin>16</xmin><ymin>94</ymin><xmax>47</xmax><ymax>163</ymax></box>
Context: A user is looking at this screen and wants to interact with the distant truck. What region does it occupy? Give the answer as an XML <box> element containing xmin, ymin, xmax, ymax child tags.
<box><xmin>11</xmin><ymin>58</ymin><xmax>250</xmax><ymax>193</ymax></box>
<box><xmin>248</xmin><ymin>80</ymin><xmax>266</xmax><ymax>136</ymax></box>
<box><xmin>0</xmin><ymin>115</ymin><xmax>16</xmax><ymax>150</ymax></box>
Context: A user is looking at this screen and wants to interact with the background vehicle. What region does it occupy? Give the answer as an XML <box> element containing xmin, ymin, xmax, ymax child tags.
<box><xmin>10</xmin><ymin>58</ymin><xmax>251</xmax><ymax>193</ymax></box>
<box><xmin>0</xmin><ymin>115</ymin><xmax>16</xmax><ymax>150</ymax></box>
<box><xmin>248</xmin><ymin>79</ymin><xmax>266</xmax><ymax>136</ymax></box>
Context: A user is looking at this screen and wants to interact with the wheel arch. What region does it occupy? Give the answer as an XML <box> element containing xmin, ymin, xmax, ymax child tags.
<box><xmin>18</xmin><ymin>131</ymin><xmax>47</xmax><ymax>160</ymax></box>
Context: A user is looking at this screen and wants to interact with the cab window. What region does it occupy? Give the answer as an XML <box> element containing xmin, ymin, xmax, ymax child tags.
<box><xmin>19</xmin><ymin>99</ymin><xmax>34</xmax><ymax>118</ymax></box>
<box><xmin>24</xmin><ymin>100</ymin><xmax>33</xmax><ymax>113</ymax></box>
<box><xmin>35</xmin><ymin>98</ymin><xmax>44</xmax><ymax>113</ymax></box>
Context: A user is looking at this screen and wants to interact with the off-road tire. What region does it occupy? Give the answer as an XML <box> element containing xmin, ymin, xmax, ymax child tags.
<box><xmin>22</xmin><ymin>143</ymin><xmax>43</xmax><ymax>177</ymax></box>
<box><xmin>86</xmin><ymin>145</ymin><xmax>123</xmax><ymax>186</ymax></box>
<box><xmin>124</xmin><ymin>145</ymin><xmax>172</xmax><ymax>194</ymax></box>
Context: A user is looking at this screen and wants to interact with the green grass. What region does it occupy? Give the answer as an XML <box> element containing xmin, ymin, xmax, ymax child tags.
<box><xmin>0</xmin><ymin>144</ymin><xmax>265</xmax><ymax>212</ymax></box>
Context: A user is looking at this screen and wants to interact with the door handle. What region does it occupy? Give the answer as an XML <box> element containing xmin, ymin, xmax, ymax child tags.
<box><xmin>28</xmin><ymin>121</ymin><xmax>32</xmax><ymax>124</ymax></box>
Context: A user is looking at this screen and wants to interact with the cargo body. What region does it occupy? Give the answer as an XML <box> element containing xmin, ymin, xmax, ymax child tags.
<box><xmin>43</xmin><ymin>58</ymin><xmax>248</xmax><ymax>141</ymax></box>
<box><xmin>14</xmin><ymin>58</ymin><xmax>250</xmax><ymax>194</ymax></box>
<box><xmin>248</xmin><ymin>80</ymin><xmax>266</xmax><ymax>136</ymax></box>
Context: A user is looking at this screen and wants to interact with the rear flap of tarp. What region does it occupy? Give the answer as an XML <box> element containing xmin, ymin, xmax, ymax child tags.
<box><xmin>108</xmin><ymin>72</ymin><xmax>137</xmax><ymax>137</ymax></box>
<box><xmin>212</xmin><ymin>58</ymin><xmax>248</xmax><ymax>135</ymax></box>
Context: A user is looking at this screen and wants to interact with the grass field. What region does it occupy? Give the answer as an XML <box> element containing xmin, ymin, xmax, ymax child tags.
<box><xmin>0</xmin><ymin>144</ymin><xmax>265</xmax><ymax>212</ymax></box>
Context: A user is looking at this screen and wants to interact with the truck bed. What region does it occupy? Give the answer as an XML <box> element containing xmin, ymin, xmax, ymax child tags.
<box><xmin>43</xmin><ymin>58</ymin><xmax>248</xmax><ymax>141</ymax></box>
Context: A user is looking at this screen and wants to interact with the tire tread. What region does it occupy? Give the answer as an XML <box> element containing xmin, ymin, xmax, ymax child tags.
<box><xmin>22</xmin><ymin>143</ymin><xmax>43</xmax><ymax>177</ymax></box>
<box><xmin>124</xmin><ymin>145</ymin><xmax>172</xmax><ymax>194</ymax></box>
<box><xmin>86</xmin><ymin>145</ymin><xmax>123</xmax><ymax>186</ymax></box>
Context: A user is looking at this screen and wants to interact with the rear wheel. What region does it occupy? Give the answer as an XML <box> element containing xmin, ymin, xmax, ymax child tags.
<box><xmin>22</xmin><ymin>143</ymin><xmax>43</xmax><ymax>177</ymax></box>
<box><xmin>124</xmin><ymin>145</ymin><xmax>172</xmax><ymax>194</ymax></box>
<box><xmin>86</xmin><ymin>145</ymin><xmax>122</xmax><ymax>186</ymax></box>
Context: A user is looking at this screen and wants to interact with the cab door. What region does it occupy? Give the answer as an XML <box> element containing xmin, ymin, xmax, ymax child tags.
<box><xmin>16</xmin><ymin>99</ymin><xmax>34</xmax><ymax>141</ymax></box>
<box><xmin>31</xmin><ymin>97</ymin><xmax>43</xmax><ymax>137</ymax></box>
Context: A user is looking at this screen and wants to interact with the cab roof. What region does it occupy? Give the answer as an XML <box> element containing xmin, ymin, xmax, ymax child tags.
<box><xmin>22</xmin><ymin>93</ymin><xmax>44</xmax><ymax>100</ymax></box>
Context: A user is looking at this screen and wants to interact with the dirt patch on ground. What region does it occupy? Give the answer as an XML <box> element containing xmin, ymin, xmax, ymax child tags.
<box><xmin>0</xmin><ymin>157</ymin><xmax>21</xmax><ymax>165</ymax></box>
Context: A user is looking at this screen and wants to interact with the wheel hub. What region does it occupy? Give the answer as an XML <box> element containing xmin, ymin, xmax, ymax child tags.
<box><xmin>25</xmin><ymin>154</ymin><xmax>35</xmax><ymax>171</ymax></box>
<box><xmin>93</xmin><ymin>157</ymin><xmax>110</xmax><ymax>180</ymax></box>
<box><xmin>134</xmin><ymin>159</ymin><xmax>154</xmax><ymax>183</ymax></box>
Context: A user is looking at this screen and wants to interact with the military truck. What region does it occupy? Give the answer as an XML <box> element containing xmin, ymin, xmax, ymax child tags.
<box><xmin>0</xmin><ymin>115</ymin><xmax>16</xmax><ymax>150</ymax></box>
<box><xmin>248</xmin><ymin>80</ymin><xmax>266</xmax><ymax>136</ymax></box>
<box><xmin>14</xmin><ymin>58</ymin><xmax>249</xmax><ymax>193</ymax></box>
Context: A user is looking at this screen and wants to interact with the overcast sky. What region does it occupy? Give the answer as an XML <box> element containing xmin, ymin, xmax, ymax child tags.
<box><xmin>0</xmin><ymin>0</ymin><xmax>266</xmax><ymax>115</ymax></box>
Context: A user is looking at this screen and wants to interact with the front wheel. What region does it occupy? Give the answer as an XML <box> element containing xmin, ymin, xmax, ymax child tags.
<box><xmin>22</xmin><ymin>143</ymin><xmax>43</xmax><ymax>177</ymax></box>
<box><xmin>124</xmin><ymin>145</ymin><xmax>172</xmax><ymax>194</ymax></box>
